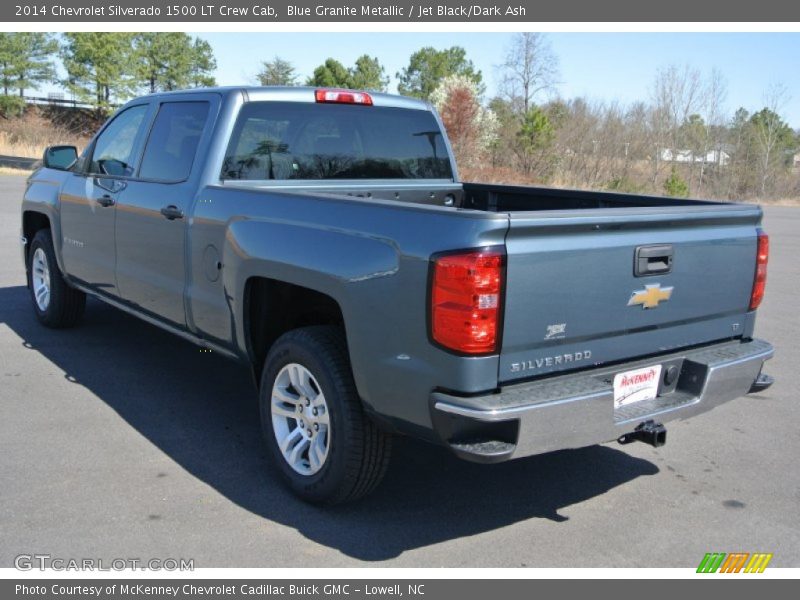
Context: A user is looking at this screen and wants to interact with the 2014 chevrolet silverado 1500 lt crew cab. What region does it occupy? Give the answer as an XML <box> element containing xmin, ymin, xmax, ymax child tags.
<box><xmin>21</xmin><ymin>86</ymin><xmax>774</xmax><ymax>504</ymax></box>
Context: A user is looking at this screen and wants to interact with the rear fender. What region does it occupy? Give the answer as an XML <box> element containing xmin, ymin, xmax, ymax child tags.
<box><xmin>223</xmin><ymin>218</ymin><xmax>399</xmax><ymax>402</ymax></box>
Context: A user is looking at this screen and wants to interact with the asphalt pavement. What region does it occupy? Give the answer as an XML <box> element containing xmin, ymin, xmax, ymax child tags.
<box><xmin>1</xmin><ymin>174</ymin><xmax>798</xmax><ymax>567</ymax></box>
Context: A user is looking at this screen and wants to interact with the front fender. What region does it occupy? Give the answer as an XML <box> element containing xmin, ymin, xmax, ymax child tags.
<box><xmin>21</xmin><ymin>169</ymin><xmax>68</xmax><ymax>274</ymax></box>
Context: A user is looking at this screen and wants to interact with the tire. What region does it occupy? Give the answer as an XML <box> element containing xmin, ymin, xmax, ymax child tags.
<box><xmin>260</xmin><ymin>326</ymin><xmax>391</xmax><ymax>504</ymax></box>
<box><xmin>27</xmin><ymin>229</ymin><xmax>86</xmax><ymax>328</ymax></box>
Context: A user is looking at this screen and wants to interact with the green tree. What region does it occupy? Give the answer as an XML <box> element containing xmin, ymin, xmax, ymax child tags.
<box><xmin>348</xmin><ymin>55</ymin><xmax>389</xmax><ymax>92</ymax></box>
<box><xmin>515</xmin><ymin>105</ymin><xmax>556</xmax><ymax>176</ymax></box>
<box><xmin>518</xmin><ymin>106</ymin><xmax>555</xmax><ymax>152</ymax></box>
<box><xmin>306</xmin><ymin>58</ymin><xmax>351</xmax><ymax>87</ymax></box>
<box><xmin>750</xmin><ymin>106</ymin><xmax>796</xmax><ymax>197</ymax></box>
<box><xmin>189</xmin><ymin>38</ymin><xmax>216</xmax><ymax>88</ymax></box>
<box><xmin>663</xmin><ymin>167</ymin><xmax>690</xmax><ymax>197</ymax></box>
<box><xmin>257</xmin><ymin>56</ymin><xmax>297</xmax><ymax>86</ymax></box>
<box><xmin>0</xmin><ymin>33</ymin><xmax>58</xmax><ymax>97</ymax></box>
<box><xmin>725</xmin><ymin>107</ymin><xmax>755</xmax><ymax>198</ymax></box>
<box><xmin>396</xmin><ymin>46</ymin><xmax>482</xmax><ymax>99</ymax></box>
<box><xmin>0</xmin><ymin>35</ymin><xmax>10</xmax><ymax>95</ymax></box>
<box><xmin>0</xmin><ymin>34</ymin><xmax>14</xmax><ymax>96</ymax></box>
<box><xmin>307</xmin><ymin>55</ymin><xmax>390</xmax><ymax>92</ymax></box>
<box><xmin>487</xmin><ymin>96</ymin><xmax>516</xmax><ymax>167</ymax></box>
<box><xmin>134</xmin><ymin>33</ymin><xmax>186</xmax><ymax>93</ymax></box>
<box><xmin>124</xmin><ymin>33</ymin><xmax>216</xmax><ymax>95</ymax></box>
<box><xmin>0</xmin><ymin>32</ymin><xmax>13</xmax><ymax>96</ymax></box>
<box><xmin>750</xmin><ymin>109</ymin><xmax>795</xmax><ymax>159</ymax></box>
<box><xmin>681</xmin><ymin>114</ymin><xmax>707</xmax><ymax>159</ymax></box>
<box><xmin>0</xmin><ymin>94</ymin><xmax>26</xmax><ymax>117</ymax></box>
<box><xmin>62</xmin><ymin>32</ymin><xmax>136</xmax><ymax>112</ymax></box>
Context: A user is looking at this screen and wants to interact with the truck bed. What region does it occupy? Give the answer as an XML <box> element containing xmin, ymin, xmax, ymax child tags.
<box><xmin>227</xmin><ymin>180</ymin><xmax>728</xmax><ymax>213</ymax></box>
<box><xmin>460</xmin><ymin>182</ymin><xmax>723</xmax><ymax>212</ymax></box>
<box><xmin>213</xmin><ymin>178</ymin><xmax>763</xmax><ymax>387</ymax></box>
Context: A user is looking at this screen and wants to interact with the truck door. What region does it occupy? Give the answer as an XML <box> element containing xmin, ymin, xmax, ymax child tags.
<box><xmin>59</xmin><ymin>103</ymin><xmax>150</xmax><ymax>295</ymax></box>
<box><xmin>114</xmin><ymin>99</ymin><xmax>212</xmax><ymax>327</ymax></box>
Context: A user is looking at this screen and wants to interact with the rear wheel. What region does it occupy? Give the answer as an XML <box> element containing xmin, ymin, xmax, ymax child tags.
<box><xmin>27</xmin><ymin>229</ymin><xmax>85</xmax><ymax>328</ymax></box>
<box><xmin>260</xmin><ymin>326</ymin><xmax>391</xmax><ymax>504</ymax></box>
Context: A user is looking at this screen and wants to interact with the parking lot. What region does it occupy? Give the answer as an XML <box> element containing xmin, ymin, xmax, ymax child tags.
<box><xmin>1</xmin><ymin>173</ymin><xmax>798</xmax><ymax>568</ymax></box>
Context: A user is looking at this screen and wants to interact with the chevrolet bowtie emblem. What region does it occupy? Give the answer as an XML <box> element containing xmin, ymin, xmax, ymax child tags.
<box><xmin>628</xmin><ymin>283</ymin><xmax>674</xmax><ymax>309</ymax></box>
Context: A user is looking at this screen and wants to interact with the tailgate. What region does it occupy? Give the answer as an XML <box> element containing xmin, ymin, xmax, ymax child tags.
<box><xmin>500</xmin><ymin>205</ymin><xmax>763</xmax><ymax>383</ymax></box>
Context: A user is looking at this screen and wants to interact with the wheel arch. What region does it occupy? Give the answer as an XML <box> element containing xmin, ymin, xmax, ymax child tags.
<box><xmin>22</xmin><ymin>210</ymin><xmax>53</xmax><ymax>280</ymax></box>
<box><xmin>243</xmin><ymin>276</ymin><xmax>347</xmax><ymax>381</ymax></box>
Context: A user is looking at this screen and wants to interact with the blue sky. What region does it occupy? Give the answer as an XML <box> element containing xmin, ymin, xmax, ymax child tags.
<box><xmin>194</xmin><ymin>32</ymin><xmax>800</xmax><ymax>127</ymax></box>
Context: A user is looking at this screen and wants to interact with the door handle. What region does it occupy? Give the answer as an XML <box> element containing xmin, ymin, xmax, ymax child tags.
<box><xmin>96</xmin><ymin>195</ymin><xmax>115</xmax><ymax>207</ymax></box>
<box><xmin>635</xmin><ymin>244</ymin><xmax>674</xmax><ymax>276</ymax></box>
<box><xmin>160</xmin><ymin>205</ymin><xmax>184</xmax><ymax>220</ymax></box>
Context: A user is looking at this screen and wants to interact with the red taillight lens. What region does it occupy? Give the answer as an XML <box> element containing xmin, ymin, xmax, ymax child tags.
<box><xmin>431</xmin><ymin>248</ymin><xmax>505</xmax><ymax>354</ymax></box>
<box><xmin>749</xmin><ymin>230</ymin><xmax>769</xmax><ymax>310</ymax></box>
<box><xmin>315</xmin><ymin>89</ymin><xmax>373</xmax><ymax>105</ymax></box>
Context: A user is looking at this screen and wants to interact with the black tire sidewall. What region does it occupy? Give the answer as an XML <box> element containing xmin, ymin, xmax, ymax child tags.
<box><xmin>259</xmin><ymin>329</ymin><xmax>356</xmax><ymax>503</ymax></box>
<box><xmin>27</xmin><ymin>230</ymin><xmax>61</xmax><ymax>324</ymax></box>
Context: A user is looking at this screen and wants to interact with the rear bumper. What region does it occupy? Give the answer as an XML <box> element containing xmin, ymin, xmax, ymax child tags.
<box><xmin>432</xmin><ymin>338</ymin><xmax>774</xmax><ymax>462</ymax></box>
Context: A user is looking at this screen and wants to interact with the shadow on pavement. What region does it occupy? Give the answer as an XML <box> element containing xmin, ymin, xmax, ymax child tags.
<box><xmin>1</xmin><ymin>285</ymin><xmax>659</xmax><ymax>561</ymax></box>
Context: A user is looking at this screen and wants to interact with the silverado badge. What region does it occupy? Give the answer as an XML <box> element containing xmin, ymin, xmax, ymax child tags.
<box><xmin>628</xmin><ymin>283</ymin><xmax>673</xmax><ymax>309</ymax></box>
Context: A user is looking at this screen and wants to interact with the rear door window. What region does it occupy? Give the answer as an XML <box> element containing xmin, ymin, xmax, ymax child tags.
<box><xmin>139</xmin><ymin>101</ymin><xmax>210</xmax><ymax>182</ymax></box>
<box><xmin>222</xmin><ymin>102</ymin><xmax>453</xmax><ymax>180</ymax></box>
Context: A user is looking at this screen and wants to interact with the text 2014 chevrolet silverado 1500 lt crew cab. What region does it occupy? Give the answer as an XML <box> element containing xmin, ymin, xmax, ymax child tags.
<box><xmin>21</xmin><ymin>87</ymin><xmax>774</xmax><ymax>504</ymax></box>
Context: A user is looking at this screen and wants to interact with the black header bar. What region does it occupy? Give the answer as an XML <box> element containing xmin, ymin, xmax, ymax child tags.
<box><xmin>3</xmin><ymin>0</ymin><xmax>800</xmax><ymax>22</ymax></box>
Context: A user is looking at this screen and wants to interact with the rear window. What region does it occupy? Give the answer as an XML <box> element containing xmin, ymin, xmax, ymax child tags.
<box><xmin>222</xmin><ymin>102</ymin><xmax>453</xmax><ymax>181</ymax></box>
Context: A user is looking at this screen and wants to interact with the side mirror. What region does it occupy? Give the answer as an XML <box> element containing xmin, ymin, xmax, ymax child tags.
<box><xmin>43</xmin><ymin>145</ymin><xmax>78</xmax><ymax>171</ymax></box>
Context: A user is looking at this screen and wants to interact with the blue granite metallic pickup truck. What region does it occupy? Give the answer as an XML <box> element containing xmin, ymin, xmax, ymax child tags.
<box><xmin>21</xmin><ymin>87</ymin><xmax>773</xmax><ymax>503</ymax></box>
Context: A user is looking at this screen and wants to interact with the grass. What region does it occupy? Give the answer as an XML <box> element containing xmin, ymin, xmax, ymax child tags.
<box><xmin>0</xmin><ymin>106</ymin><xmax>90</xmax><ymax>159</ymax></box>
<box><xmin>0</xmin><ymin>130</ymin><xmax>85</xmax><ymax>159</ymax></box>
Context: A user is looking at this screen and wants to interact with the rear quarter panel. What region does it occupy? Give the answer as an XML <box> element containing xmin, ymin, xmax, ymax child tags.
<box><xmin>187</xmin><ymin>186</ymin><xmax>509</xmax><ymax>433</ymax></box>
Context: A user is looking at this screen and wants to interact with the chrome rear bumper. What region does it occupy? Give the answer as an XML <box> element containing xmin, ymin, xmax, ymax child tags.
<box><xmin>432</xmin><ymin>339</ymin><xmax>774</xmax><ymax>462</ymax></box>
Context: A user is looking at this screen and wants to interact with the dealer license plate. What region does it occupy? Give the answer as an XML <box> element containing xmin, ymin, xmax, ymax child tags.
<box><xmin>613</xmin><ymin>365</ymin><xmax>663</xmax><ymax>409</ymax></box>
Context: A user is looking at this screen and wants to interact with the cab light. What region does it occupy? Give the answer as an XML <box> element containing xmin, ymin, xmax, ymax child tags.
<box><xmin>315</xmin><ymin>89</ymin><xmax>373</xmax><ymax>105</ymax></box>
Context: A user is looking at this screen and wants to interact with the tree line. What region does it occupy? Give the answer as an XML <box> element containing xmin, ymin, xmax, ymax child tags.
<box><xmin>1</xmin><ymin>32</ymin><xmax>797</xmax><ymax>200</ymax></box>
<box><xmin>0</xmin><ymin>32</ymin><xmax>216</xmax><ymax>113</ymax></box>
<box><xmin>254</xmin><ymin>37</ymin><xmax>800</xmax><ymax>201</ymax></box>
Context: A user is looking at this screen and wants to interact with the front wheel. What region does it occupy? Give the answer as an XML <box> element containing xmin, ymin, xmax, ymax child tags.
<box><xmin>27</xmin><ymin>229</ymin><xmax>86</xmax><ymax>328</ymax></box>
<box><xmin>260</xmin><ymin>326</ymin><xmax>391</xmax><ymax>504</ymax></box>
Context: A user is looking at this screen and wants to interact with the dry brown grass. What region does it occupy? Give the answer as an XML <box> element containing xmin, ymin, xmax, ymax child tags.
<box><xmin>0</xmin><ymin>107</ymin><xmax>91</xmax><ymax>158</ymax></box>
<box><xmin>460</xmin><ymin>165</ymin><xmax>542</xmax><ymax>186</ymax></box>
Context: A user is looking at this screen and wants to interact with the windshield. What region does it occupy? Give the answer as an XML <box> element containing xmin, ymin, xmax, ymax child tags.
<box><xmin>222</xmin><ymin>102</ymin><xmax>453</xmax><ymax>181</ymax></box>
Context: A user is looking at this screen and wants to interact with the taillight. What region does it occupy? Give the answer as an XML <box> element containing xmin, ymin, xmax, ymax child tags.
<box><xmin>315</xmin><ymin>89</ymin><xmax>373</xmax><ymax>105</ymax></box>
<box><xmin>430</xmin><ymin>248</ymin><xmax>505</xmax><ymax>354</ymax></box>
<box><xmin>749</xmin><ymin>230</ymin><xmax>769</xmax><ymax>310</ymax></box>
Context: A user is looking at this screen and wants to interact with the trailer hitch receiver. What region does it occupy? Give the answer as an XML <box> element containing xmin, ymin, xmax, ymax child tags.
<box><xmin>618</xmin><ymin>420</ymin><xmax>667</xmax><ymax>448</ymax></box>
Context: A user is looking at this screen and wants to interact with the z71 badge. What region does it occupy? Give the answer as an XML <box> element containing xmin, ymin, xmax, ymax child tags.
<box><xmin>544</xmin><ymin>323</ymin><xmax>566</xmax><ymax>340</ymax></box>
